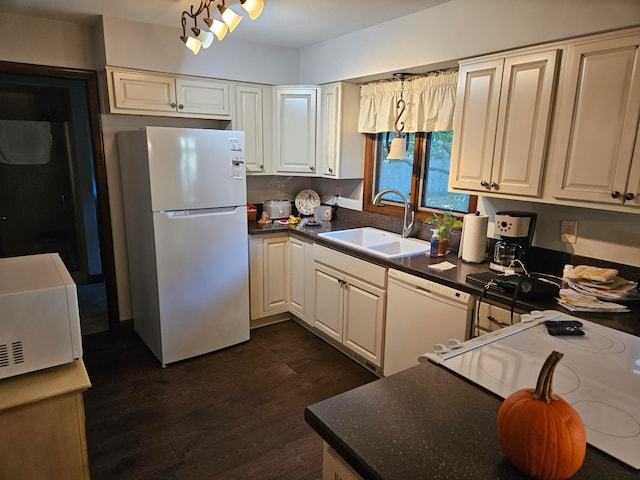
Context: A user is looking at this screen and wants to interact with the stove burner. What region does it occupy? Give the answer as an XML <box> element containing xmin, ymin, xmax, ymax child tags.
<box><xmin>478</xmin><ymin>347</ymin><xmax>580</xmax><ymax>395</ymax></box>
<box><xmin>573</xmin><ymin>401</ymin><xmax>640</xmax><ymax>439</ymax></box>
<box><xmin>551</xmin><ymin>329</ymin><xmax>627</xmax><ymax>355</ymax></box>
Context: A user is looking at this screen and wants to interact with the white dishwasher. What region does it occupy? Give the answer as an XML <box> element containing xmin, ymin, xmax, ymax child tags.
<box><xmin>383</xmin><ymin>269</ymin><xmax>474</xmax><ymax>376</ymax></box>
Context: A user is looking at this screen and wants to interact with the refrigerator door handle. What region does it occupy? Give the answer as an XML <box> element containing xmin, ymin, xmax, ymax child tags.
<box><xmin>161</xmin><ymin>207</ymin><xmax>242</xmax><ymax>218</ymax></box>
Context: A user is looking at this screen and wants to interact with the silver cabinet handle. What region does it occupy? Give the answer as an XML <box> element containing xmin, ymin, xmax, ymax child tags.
<box><xmin>490</xmin><ymin>182</ymin><xmax>498</xmax><ymax>190</ymax></box>
<box><xmin>480</xmin><ymin>180</ymin><xmax>489</xmax><ymax>188</ymax></box>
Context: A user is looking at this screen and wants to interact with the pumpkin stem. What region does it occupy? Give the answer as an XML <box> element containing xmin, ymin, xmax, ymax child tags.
<box><xmin>531</xmin><ymin>351</ymin><xmax>564</xmax><ymax>403</ymax></box>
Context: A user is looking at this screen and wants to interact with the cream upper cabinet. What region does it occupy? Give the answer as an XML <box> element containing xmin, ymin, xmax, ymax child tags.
<box><xmin>550</xmin><ymin>32</ymin><xmax>640</xmax><ymax>208</ymax></box>
<box><xmin>106</xmin><ymin>68</ymin><xmax>230</xmax><ymax>119</ymax></box>
<box><xmin>109</xmin><ymin>69</ymin><xmax>177</xmax><ymax>113</ymax></box>
<box><xmin>175</xmin><ymin>77</ymin><xmax>229</xmax><ymax>115</ymax></box>
<box><xmin>274</xmin><ymin>87</ymin><xmax>318</xmax><ymax>175</ymax></box>
<box><xmin>233</xmin><ymin>83</ymin><xmax>273</xmax><ymax>174</ymax></box>
<box><xmin>317</xmin><ymin>83</ymin><xmax>364</xmax><ymax>179</ymax></box>
<box><xmin>450</xmin><ymin>49</ymin><xmax>558</xmax><ymax>196</ymax></box>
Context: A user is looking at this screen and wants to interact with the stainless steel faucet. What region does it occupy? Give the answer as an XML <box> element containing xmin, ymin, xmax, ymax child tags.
<box><xmin>372</xmin><ymin>189</ymin><xmax>414</xmax><ymax>238</ymax></box>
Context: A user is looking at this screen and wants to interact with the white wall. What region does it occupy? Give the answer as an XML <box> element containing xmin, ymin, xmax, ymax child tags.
<box><xmin>300</xmin><ymin>0</ymin><xmax>640</xmax><ymax>84</ymax></box>
<box><xmin>100</xmin><ymin>16</ymin><xmax>300</xmax><ymax>85</ymax></box>
<box><xmin>479</xmin><ymin>198</ymin><xmax>640</xmax><ymax>268</ymax></box>
<box><xmin>0</xmin><ymin>12</ymin><xmax>98</xmax><ymax>69</ymax></box>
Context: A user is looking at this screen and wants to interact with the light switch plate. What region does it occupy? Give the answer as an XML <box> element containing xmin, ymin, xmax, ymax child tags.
<box><xmin>561</xmin><ymin>220</ymin><xmax>578</xmax><ymax>244</ymax></box>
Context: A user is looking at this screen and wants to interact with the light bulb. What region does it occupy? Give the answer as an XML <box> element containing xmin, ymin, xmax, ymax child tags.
<box><xmin>197</xmin><ymin>29</ymin><xmax>214</xmax><ymax>48</ymax></box>
<box><xmin>387</xmin><ymin>135</ymin><xmax>407</xmax><ymax>160</ymax></box>
<box><xmin>241</xmin><ymin>0</ymin><xmax>264</xmax><ymax>20</ymax></box>
<box><xmin>205</xmin><ymin>17</ymin><xmax>229</xmax><ymax>41</ymax></box>
<box><xmin>181</xmin><ymin>35</ymin><xmax>202</xmax><ymax>55</ymax></box>
<box><xmin>217</xmin><ymin>4</ymin><xmax>243</xmax><ymax>32</ymax></box>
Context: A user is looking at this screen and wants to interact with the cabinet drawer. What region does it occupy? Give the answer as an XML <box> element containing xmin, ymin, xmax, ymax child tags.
<box><xmin>313</xmin><ymin>244</ymin><xmax>386</xmax><ymax>288</ymax></box>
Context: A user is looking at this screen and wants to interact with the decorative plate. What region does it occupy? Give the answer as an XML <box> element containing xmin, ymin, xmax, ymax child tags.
<box><xmin>295</xmin><ymin>189</ymin><xmax>321</xmax><ymax>215</ymax></box>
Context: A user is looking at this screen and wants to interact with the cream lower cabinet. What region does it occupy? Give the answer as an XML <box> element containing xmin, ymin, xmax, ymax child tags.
<box><xmin>313</xmin><ymin>244</ymin><xmax>386</xmax><ymax>368</ymax></box>
<box><xmin>449</xmin><ymin>49</ymin><xmax>558</xmax><ymax>196</ymax></box>
<box><xmin>322</xmin><ymin>442</ymin><xmax>363</xmax><ymax>480</ymax></box>
<box><xmin>289</xmin><ymin>235</ymin><xmax>314</xmax><ymax>326</ymax></box>
<box><xmin>550</xmin><ymin>31</ymin><xmax>640</xmax><ymax>209</ymax></box>
<box><xmin>249</xmin><ymin>234</ymin><xmax>290</xmax><ymax>321</ymax></box>
<box><xmin>106</xmin><ymin>68</ymin><xmax>229</xmax><ymax>119</ymax></box>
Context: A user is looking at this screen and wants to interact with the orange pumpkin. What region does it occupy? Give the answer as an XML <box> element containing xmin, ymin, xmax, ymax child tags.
<box><xmin>496</xmin><ymin>351</ymin><xmax>586</xmax><ymax>480</ymax></box>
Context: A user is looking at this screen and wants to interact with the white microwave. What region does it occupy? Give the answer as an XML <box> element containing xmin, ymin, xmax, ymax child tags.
<box><xmin>0</xmin><ymin>253</ymin><xmax>82</xmax><ymax>380</ymax></box>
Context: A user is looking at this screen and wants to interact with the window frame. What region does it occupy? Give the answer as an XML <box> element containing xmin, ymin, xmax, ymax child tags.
<box><xmin>362</xmin><ymin>133</ymin><xmax>477</xmax><ymax>223</ymax></box>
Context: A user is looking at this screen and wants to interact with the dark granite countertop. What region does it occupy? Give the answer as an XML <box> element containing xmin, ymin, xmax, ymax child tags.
<box><xmin>250</xmin><ymin>219</ymin><xmax>640</xmax><ymax>478</ymax></box>
<box><xmin>248</xmin><ymin>219</ymin><xmax>640</xmax><ymax>336</ymax></box>
<box><xmin>305</xmin><ymin>361</ymin><xmax>639</xmax><ymax>480</ymax></box>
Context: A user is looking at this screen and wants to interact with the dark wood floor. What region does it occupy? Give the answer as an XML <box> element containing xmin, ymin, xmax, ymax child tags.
<box><xmin>82</xmin><ymin>320</ymin><xmax>378</xmax><ymax>480</ymax></box>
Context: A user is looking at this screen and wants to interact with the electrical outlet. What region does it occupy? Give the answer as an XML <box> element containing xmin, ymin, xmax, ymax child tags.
<box><xmin>560</xmin><ymin>220</ymin><xmax>578</xmax><ymax>244</ymax></box>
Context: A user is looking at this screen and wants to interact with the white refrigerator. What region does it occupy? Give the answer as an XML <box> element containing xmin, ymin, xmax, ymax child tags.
<box><xmin>117</xmin><ymin>127</ymin><xmax>250</xmax><ymax>366</ymax></box>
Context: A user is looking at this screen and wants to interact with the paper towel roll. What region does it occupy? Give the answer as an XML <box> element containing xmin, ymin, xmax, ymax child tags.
<box><xmin>460</xmin><ymin>213</ymin><xmax>489</xmax><ymax>263</ymax></box>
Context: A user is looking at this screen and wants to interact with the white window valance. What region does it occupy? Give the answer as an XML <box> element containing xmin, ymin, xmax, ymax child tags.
<box><xmin>358</xmin><ymin>69</ymin><xmax>458</xmax><ymax>134</ymax></box>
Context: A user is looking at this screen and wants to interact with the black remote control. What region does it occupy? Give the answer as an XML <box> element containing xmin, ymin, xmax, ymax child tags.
<box><xmin>544</xmin><ymin>320</ymin><xmax>585</xmax><ymax>336</ymax></box>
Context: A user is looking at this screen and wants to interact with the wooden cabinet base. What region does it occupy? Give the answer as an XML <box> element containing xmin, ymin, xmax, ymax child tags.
<box><xmin>0</xmin><ymin>360</ymin><xmax>91</xmax><ymax>479</ymax></box>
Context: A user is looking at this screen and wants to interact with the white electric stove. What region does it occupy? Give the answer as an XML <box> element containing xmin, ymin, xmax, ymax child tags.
<box><xmin>421</xmin><ymin>310</ymin><xmax>640</xmax><ymax>470</ymax></box>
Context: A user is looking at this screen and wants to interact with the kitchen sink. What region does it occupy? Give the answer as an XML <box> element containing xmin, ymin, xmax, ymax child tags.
<box><xmin>317</xmin><ymin>227</ymin><xmax>430</xmax><ymax>259</ymax></box>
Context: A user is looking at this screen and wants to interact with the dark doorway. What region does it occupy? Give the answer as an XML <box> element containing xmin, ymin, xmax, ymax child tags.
<box><xmin>0</xmin><ymin>61</ymin><xmax>119</xmax><ymax>334</ymax></box>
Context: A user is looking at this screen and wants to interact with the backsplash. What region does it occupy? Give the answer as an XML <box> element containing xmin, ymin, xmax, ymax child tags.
<box><xmin>330</xmin><ymin>207</ymin><xmax>640</xmax><ymax>281</ymax></box>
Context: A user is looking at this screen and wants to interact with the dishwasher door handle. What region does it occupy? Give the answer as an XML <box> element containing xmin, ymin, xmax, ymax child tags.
<box><xmin>415</xmin><ymin>285</ymin><xmax>434</xmax><ymax>296</ymax></box>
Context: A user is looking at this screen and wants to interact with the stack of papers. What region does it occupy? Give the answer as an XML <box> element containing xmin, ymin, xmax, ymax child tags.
<box><xmin>558</xmin><ymin>288</ymin><xmax>630</xmax><ymax>313</ymax></box>
<box><xmin>567</xmin><ymin>276</ymin><xmax>640</xmax><ymax>302</ymax></box>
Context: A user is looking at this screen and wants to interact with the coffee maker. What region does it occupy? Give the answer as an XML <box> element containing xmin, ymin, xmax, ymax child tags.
<box><xmin>489</xmin><ymin>211</ymin><xmax>537</xmax><ymax>273</ymax></box>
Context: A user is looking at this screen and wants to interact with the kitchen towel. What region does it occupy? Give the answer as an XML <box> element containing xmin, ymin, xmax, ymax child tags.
<box><xmin>0</xmin><ymin>120</ymin><xmax>51</xmax><ymax>165</ymax></box>
<box><xmin>460</xmin><ymin>213</ymin><xmax>488</xmax><ymax>263</ymax></box>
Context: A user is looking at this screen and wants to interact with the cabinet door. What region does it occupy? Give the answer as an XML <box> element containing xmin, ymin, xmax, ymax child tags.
<box><xmin>274</xmin><ymin>88</ymin><xmax>318</xmax><ymax>174</ymax></box>
<box><xmin>235</xmin><ymin>85</ymin><xmax>265</xmax><ymax>173</ymax></box>
<box><xmin>551</xmin><ymin>34</ymin><xmax>640</xmax><ymax>204</ymax></box>
<box><xmin>343</xmin><ymin>276</ymin><xmax>385</xmax><ymax>367</ymax></box>
<box><xmin>175</xmin><ymin>78</ymin><xmax>229</xmax><ymax>116</ymax></box>
<box><xmin>314</xmin><ymin>264</ymin><xmax>344</xmax><ymax>342</ymax></box>
<box><xmin>318</xmin><ymin>84</ymin><xmax>340</xmax><ymax>176</ymax></box>
<box><xmin>289</xmin><ymin>236</ymin><xmax>311</xmax><ymax>322</ymax></box>
<box><xmin>491</xmin><ymin>50</ymin><xmax>558</xmax><ymax>196</ymax></box>
<box><xmin>322</xmin><ymin>442</ymin><xmax>363</xmax><ymax>480</ymax></box>
<box><xmin>449</xmin><ymin>60</ymin><xmax>503</xmax><ymax>191</ymax></box>
<box><xmin>111</xmin><ymin>70</ymin><xmax>177</xmax><ymax>113</ymax></box>
<box><xmin>263</xmin><ymin>236</ymin><xmax>289</xmax><ymax>313</ymax></box>
<box><xmin>626</xmin><ymin>125</ymin><xmax>640</xmax><ymax>208</ymax></box>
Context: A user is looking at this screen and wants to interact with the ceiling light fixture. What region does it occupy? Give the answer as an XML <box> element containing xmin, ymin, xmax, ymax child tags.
<box><xmin>180</xmin><ymin>0</ymin><xmax>264</xmax><ymax>55</ymax></box>
<box><xmin>387</xmin><ymin>73</ymin><xmax>411</xmax><ymax>161</ymax></box>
